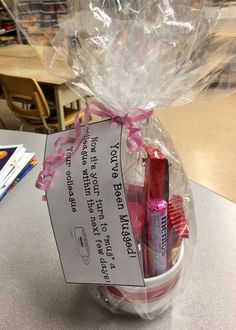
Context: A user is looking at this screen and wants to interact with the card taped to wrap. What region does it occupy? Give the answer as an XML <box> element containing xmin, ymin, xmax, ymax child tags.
<box><xmin>46</xmin><ymin>120</ymin><xmax>144</xmax><ymax>286</ymax></box>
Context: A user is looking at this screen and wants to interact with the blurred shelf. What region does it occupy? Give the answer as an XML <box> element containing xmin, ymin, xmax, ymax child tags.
<box><xmin>0</xmin><ymin>3</ymin><xmax>18</xmax><ymax>46</ymax></box>
<box><xmin>17</xmin><ymin>0</ymin><xmax>70</xmax><ymax>44</ymax></box>
<box><xmin>0</xmin><ymin>17</ymin><xmax>13</xmax><ymax>21</ymax></box>
<box><xmin>0</xmin><ymin>28</ymin><xmax>16</xmax><ymax>35</ymax></box>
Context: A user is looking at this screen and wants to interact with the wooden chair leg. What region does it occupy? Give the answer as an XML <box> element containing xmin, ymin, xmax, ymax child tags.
<box><xmin>76</xmin><ymin>99</ymin><xmax>81</xmax><ymax>111</ymax></box>
<box><xmin>0</xmin><ymin>118</ymin><xmax>6</xmax><ymax>129</ymax></box>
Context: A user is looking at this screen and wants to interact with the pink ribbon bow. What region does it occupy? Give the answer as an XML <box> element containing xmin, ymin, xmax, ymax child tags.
<box><xmin>35</xmin><ymin>100</ymin><xmax>153</xmax><ymax>198</ymax></box>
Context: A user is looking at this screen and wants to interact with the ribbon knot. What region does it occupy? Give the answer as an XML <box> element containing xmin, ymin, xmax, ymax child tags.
<box><xmin>91</xmin><ymin>101</ymin><xmax>153</xmax><ymax>152</ymax></box>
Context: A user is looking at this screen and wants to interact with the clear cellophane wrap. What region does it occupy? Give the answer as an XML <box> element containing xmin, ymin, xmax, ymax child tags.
<box><xmin>4</xmin><ymin>0</ymin><xmax>236</xmax><ymax>320</ymax></box>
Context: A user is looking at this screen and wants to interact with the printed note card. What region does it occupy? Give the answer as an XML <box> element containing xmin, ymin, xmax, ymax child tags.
<box><xmin>46</xmin><ymin>120</ymin><xmax>144</xmax><ymax>286</ymax></box>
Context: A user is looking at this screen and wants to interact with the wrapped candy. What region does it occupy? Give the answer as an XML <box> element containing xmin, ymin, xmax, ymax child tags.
<box><xmin>90</xmin><ymin>115</ymin><xmax>195</xmax><ymax>319</ymax></box>
<box><xmin>3</xmin><ymin>0</ymin><xmax>236</xmax><ymax>320</ymax></box>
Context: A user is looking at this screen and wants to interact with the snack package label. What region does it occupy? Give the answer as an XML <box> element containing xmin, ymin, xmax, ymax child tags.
<box><xmin>46</xmin><ymin>120</ymin><xmax>144</xmax><ymax>286</ymax></box>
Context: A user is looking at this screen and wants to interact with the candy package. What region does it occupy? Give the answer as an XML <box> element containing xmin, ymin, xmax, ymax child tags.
<box><xmin>92</xmin><ymin>115</ymin><xmax>195</xmax><ymax>319</ymax></box>
<box><xmin>3</xmin><ymin>0</ymin><xmax>236</xmax><ymax>320</ymax></box>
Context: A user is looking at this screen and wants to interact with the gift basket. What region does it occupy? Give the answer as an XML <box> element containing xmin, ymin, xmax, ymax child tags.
<box><xmin>3</xmin><ymin>0</ymin><xmax>236</xmax><ymax>321</ymax></box>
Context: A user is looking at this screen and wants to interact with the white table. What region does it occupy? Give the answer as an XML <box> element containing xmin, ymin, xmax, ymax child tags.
<box><xmin>0</xmin><ymin>129</ymin><xmax>236</xmax><ymax>330</ymax></box>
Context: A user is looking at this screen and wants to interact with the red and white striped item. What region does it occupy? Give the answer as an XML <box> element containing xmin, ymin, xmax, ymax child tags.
<box><xmin>168</xmin><ymin>195</ymin><xmax>189</xmax><ymax>239</ymax></box>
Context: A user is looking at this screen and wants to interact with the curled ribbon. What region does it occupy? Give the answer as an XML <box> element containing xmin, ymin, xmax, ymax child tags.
<box><xmin>35</xmin><ymin>100</ymin><xmax>153</xmax><ymax>198</ymax></box>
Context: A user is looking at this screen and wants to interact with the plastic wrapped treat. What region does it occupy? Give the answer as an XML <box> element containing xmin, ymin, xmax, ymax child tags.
<box><xmin>92</xmin><ymin>115</ymin><xmax>195</xmax><ymax>319</ymax></box>
<box><xmin>3</xmin><ymin>0</ymin><xmax>236</xmax><ymax>320</ymax></box>
<box><xmin>36</xmin><ymin>107</ymin><xmax>195</xmax><ymax>320</ymax></box>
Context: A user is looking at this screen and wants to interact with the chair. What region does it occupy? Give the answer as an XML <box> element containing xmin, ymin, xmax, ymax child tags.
<box><xmin>0</xmin><ymin>74</ymin><xmax>82</xmax><ymax>133</ymax></box>
<box><xmin>0</xmin><ymin>117</ymin><xmax>6</xmax><ymax>129</ymax></box>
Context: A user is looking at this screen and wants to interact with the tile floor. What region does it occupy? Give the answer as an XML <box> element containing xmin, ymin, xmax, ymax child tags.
<box><xmin>156</xmin><ymin>92</ymin><xmax>236</xmax><ymax>203</ymax></box>
<box><xmin>1</xmin><ymin>92</ymin><xmax>236</xmax><ymax>203</ymax></box>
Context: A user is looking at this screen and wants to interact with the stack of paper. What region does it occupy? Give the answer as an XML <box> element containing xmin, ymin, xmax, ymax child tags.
<box><xmin>0</xmin><ymin>144</ymin><xmax>38</xmax><ymax>201</ymax></box>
